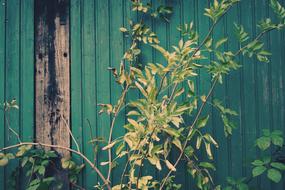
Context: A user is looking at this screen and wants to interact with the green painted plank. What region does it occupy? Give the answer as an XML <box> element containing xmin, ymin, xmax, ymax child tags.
<box><xmin>254</xmin><ymin>0</ymin><xmax>271</xmax><ymax>189</ymax></box>
<box><xmin>109</xmin><ymin>0</ymin><xmax>126</xmax><ymax>185</ymax></box>
<box><xmin>0</xmin><ymin>0</ymin><xmax>5</xmax><ymax>189</ymax></box>
<box><xmin>182</xmin><ymin>0</ymin><xmax>196</xmax><ymax>188</ymax></box>
<box><xmin>20</xmin><ymin>0</ymin><xmax>34</xmax><ymax>142</ymax></box>
<box><xmin>239</xmin><ymin>0</ymin><xmax>258</xmax><ymax>188</ymax></box>
<box><xmin>152</xmin><ymin>0</ymin><xmax>169</xmax><ymax>181</ymax></box>
<box><xmin>5</xmin><ymin>0</ymin><xmax>20</xmax><ymax>188</ymax></box>
<box><xmin>96</xmin><ymin>0</ymin><xmax>111</xmax><ymax>182</ymax></box>
<box><xmin>280</xmin><ymin>3</ymin><xmax>285</xmax><ymax>190</ymax></box>
<box><xmin>19</xmin><ymin>1</ymin><xmax>34</xmax><ymax>189</ymax></box>
<box><xmin>212</xmin><ymin>16</ymin><xmax>229</xmax><ymax>187</ymax></box>
<box><xmin>167</xmin><ymin>0</ymin><xmax>187</xmax><ymax>186</ymax></box>
<box><xmin>82</xmin><ymin>0</ymin><xmax>97</xmax><ymax>188</ymax></box>
<box><xmin>70</xmin><ymin>0</ymin><xmax>84</xmax><ymax>186</ymax></box>
<box><xmin>268</xmin><ymin>2</ymin><xmax>283</xmax><ymax>189</ymax></box>
<box><xmin>225</xmin><ymin>3</ymin><xmax>243</xmax><ymax>179</ymax></box>
<box><xmin>196</xmin><ymin>0</ymin><xmax>216</xmax><ymax>185</ymax></box>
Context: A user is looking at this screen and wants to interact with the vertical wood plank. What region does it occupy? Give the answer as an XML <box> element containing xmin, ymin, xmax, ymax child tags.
<box><xmin>254</xmin><ymin>0</ymin><xmax>271</xmax><ymax>189</ymax></box>
<box><xmin>269</xmin><ymin>5</ymin><xmax>284</xmax><ymax>189</ymax></box>
<box><xmin>240</xmin><ymin>0</ymin><xmax>258</xmax><ymax>187</ymax></box>
<box><xmin>167</xmin><ymin>0</ymin><xmax>187</xmax><ymax>186</ymax></box>
<box><xmin>153</xmin><ymin>0</ymin><xmax>169</xmax><ymax>180</ymax></box>
<box><xmin>70</xmin><ymin>0</ymin><xmax>84</xmax><ymax>186</ymax></box>
<box><xmin>110</xmin><ymin>0</ymin><xmax>126</xmax><ymax>185</ymax></box>
<box><xmin>20</xmin><ymin>1</ymin><xmax>34</xmax><ymax>189</ymax></box>
<box><xmin>226</xmin><ymin>3</ymin><xmax>242</xmax><ymax>179</ymax></box>
<box><xmin>35</xmin><ymin>0</ymin><xmax>70</xmax><ymax>156</ymax></box>
<box><xmin>96</xmin><ymin>0</ymin><xmax>111</xmax><ymax>181</ymax></box>
<box><xmin>5</xmin><ymin>0</ymin><xmax>20</xmax><ymax>188</ymax></box>
<box><xmin>20</xmin><ymin>0</ymin><xmax>34</xmax><ymax>142</ymax></box>
<box><xmin>212</xmin><ymin>15</ymin><xmax>229</xmax><ymax>186</ymax></box>
<box><xmin>182</xmin><ymin>1</ymin><xmax>196</xmax><ymax>188</ymax></box>
<box><xmin>82</xmin><ymin>0</ymin><xmax>97</xmax><ymax>187</ymax></box>
<box><xmin>0</xmin><ymin>0</ymin><xmax>6</xmax><ymax>189</ymax></box>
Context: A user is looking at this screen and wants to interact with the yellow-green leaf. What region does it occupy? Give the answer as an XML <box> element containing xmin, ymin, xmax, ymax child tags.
<box><xmin>165</xmin><ymin>160</ymin><xmax>176</xmax><ymax>171</ymax></box>
<box><xmin>197</xmin><ymin>115</ymin><xmax>209</xmax><ymax>129</ymax></box>
<box><xmin>172</xmin><ymin>138</ymin><xmax>183</xmax><ymax>151</ymax></box>
<box><xmin>102</xmin><ymin>141</ymin><xmax>117</xmax><ymax>151</ymax></box>
<box><xmin>0</xmin><ymin>157</ymin><xmax>8</xmax><ymax>166</ymax></box>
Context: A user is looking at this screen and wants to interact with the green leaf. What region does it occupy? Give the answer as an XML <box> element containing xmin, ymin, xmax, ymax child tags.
<box><xmin>267</xmin><ymin>168</ymin><xmax>282</xmax><ymax>183</ymax></box>
<box><xmin>116</xmin><ymin>142</ymin><xmax>125</xmax><ymax>155</ymax></box>
<box><xmin>205</xmin><ymin>143</ymin><xmax>213</xmax><ymax>160</ymax></box>
<box><xmin>199</xmin><ymin>162</ymin><xmax>216</xmax><ymax>171</ymax></box>
<box><xmin>215</xmin><ymin>38</ymin><xmax>228</xmax><ymax>48</ymax></box>
<box><xmin>234</xmin><ymin>23</ymin><xmax>249</xmax><ymax>43</ymax></box>
<box><xmin>252</xmin><ymin>159</ymin><xmax>264</xmax><ymax>166</ymax></box>
<box><xmin>205</xmin><ymin>38</ymin><xmax>213</xmax><ymax>48</ymax></box>
<box><xmin>197</xmin><ymin>115</ymin><xmax>209</xmax><ymax>129</ymax></box>
<box><xmin>204</xmin><ymin>133</ymin><xmax>219</xmax><ymax>148</ymax></box>
<box><xmin>5</xmin><ymin>153</ymin><xmax>14</xmax><ymax>159</ymax></box>
<box><xmin>38</xmin><ymin>166</ymin><xmax>45</xmax><ymax>175</ymax></box>
<box><xmin>271</xmin><ymin>162</ymin><xmax>285</xmax><ymax>171</ymax></box>
<box><xmin>172</xmin><ymin>138</ymin><xmax>182</xmax><ymax>151</ymax></box>
<box><xmin>119</xmin><ymin>27</ymin><xmax>128</xmax><ymax>33</ymax></box>
<box><xmin>135</xmin><ymin>82</ymin><xmax>148</xmax><ymax>98</ymax></box>
<box><xmin>252</xmin><ymin>166</ymin><xmax>267</xmax><ymax>177</ymax></box>
<box><xmin>256</xmin><ymin>136</ymin><xmax>271</xmax><ymax>150</ymax></box>
<box><xmin>196</xmin><ymin>136</ymin><xmax>202</xmax><ymax>149</ymax></box>
<box><xmin>237</xmin><ymin>183</ymin><xmax>249</xmax><ymax>190</ymax></box>
<box><xmin>163</xmin><ymin>127</ymin><xmax>180</xmax><ymax>138</ymax></box>
<box><xmin>0</xmin><ymin>157</ymin><xmax>8</xmax><ymax>166</ymax></box>
<box><xmin>270</xmin><ymin>0</ymin><xmax>285</xmax><ymax>19</ymax></box>
<box><xmin>165</xmin><ymin>160</ymin><xmax>176</xmax><ymax>171</ymax></box>
<box><xmin>102</xmin><ymin>140</ymin><xmax>117</xmax><ymax>151</ymax></box>
<box><xmin>184</xmin><ymin>146</ymin><xmax>194</xmax><ymax>157</ymax></box>
<box><xmin>271</xmin><ymin>135</ymin><xmax>283</xmax><ymax>147</ymax></box>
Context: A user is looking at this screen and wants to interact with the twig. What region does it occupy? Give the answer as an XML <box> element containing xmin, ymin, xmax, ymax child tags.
<box><xmin>8</xmin><ymin>127</ymin><xmax>22</xmax><ymax>143</ymax></box>
<box><xmin>86</xmin><ymin>118</ymin><xmax>98</xmax><ymax>164</ymax></box>
<box><xmin>61</xmin><ymin>115</ymin><xmax>80</xmax><ymax>152</ymax></box>
<box><xmin>155</xmin><ymin>72</ymin><xmax>169</xmax><ymax>99</ymax></box>
<box><xmin>0</xmin><ymin>142</ymin><xmax>111</xmax><ymax>190</ymax></box>
<box><xmin>136</xmin><ymin>157</ymin><xmax>145</xmax><ymax>190</ymax></box>
<box><xmin>159</xmin><ymin>25</ymin><xmax>279</xmax><ymax>189</ymax></box>
<box><xmin>234</xmin><ymin>28</ymin><xmax>275</xmax><ymax>57</ymax></box>
<box><xmin>70</xmin><ymin>181</ymin><xmax>86</xmax><ymax>190</ymax></box>
<box><xmin>165</xmin><ymin>5</ymin><xmax>231</xmax><ymax>106</ymax></box>
<box><xmin>159</xmin><ymin>77</ymin><xmax>218</xmax><ymax>190</ymax></box>
<box><xmin>107</xmin><ymin>85</ymin><xmax>129</xmax><ymax>181</ymax></box>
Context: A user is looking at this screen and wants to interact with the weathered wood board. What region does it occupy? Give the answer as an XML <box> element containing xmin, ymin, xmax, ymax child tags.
<box><xmin>35</xmin><ymin>0</ymin><xmax>70</xmax><ymax>157</ymax></box>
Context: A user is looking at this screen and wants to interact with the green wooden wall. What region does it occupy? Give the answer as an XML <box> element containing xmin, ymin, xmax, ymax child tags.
<box><xmin>1</xmin><ymin>0</ymin><xmax>285</xmax><ymax>189</ymax></box>
<box><xmin>0</xmin><ymin>0</ymin><xmax>34</xmax><ymax>189</ymax></box>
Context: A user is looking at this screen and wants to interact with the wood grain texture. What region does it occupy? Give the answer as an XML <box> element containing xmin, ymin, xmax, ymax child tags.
<box><xmin>6</xmin><ymin>0</ymin><xmax>20</xmax><ymax>187</ymax></box>
<box><xmin>35</xmin><ymin>0</ymin><xmax>70</xmax><ymax>157</ymax></box>
<box><xmin>0</xmin><ymin>1</ymin><xmax>5</xmax><ymax>189</ymax></box>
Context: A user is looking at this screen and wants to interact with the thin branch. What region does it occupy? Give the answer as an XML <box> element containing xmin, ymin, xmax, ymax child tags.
<box><xmin>8</xmin><ymin>127</ymin><xmax>22</xmax><ymax>143</ymax></box>
<box><xmin>159</xmin><ymin>77</ymin><xmax>218</xmax><ymax>190</ymax></box>
<box><xmin>155</xmin><ymin>72</ymin><xmax>169</xmax><ymax>99</ymax></box>
<box><xmin>159</xmin><ymin>24</ymin><xmax>279</xmax><ymax>189</ymax></box>
<box><xmin>86</xmin><ymin>118</ymin><xmax>98</xmax><ymax>164</ymax></box>
<box><xmin>234</xmin><ymin>28</ymin><xmax>275</xmax><ymax>57</ymax></box>
<box><xmin>107</xmin><ymin>85</ymin><xmax>129</xmax><ymax>181</ymax></box>
<box><xmin>136</xmin><ymin>157</ymin><xmax>145</xmax><ymax>190</ymax></box>
<box><xmin>0</xmin><ymin>142</ymin><xmax>111</xmax><ymax>190</ymax></box>
<box><xmin>165</xmin><ymin>8</ymin><xmax>230</xmax><ymax>107</ymax></box>
<box><xmin>61</xmin><ymin>115</ymin><xmax>80</xmax><ymax>152</ymax></box>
